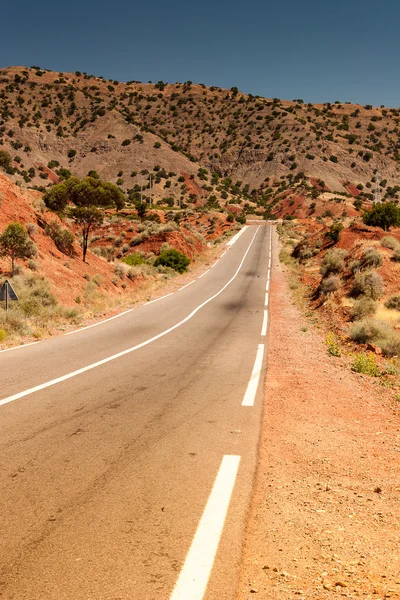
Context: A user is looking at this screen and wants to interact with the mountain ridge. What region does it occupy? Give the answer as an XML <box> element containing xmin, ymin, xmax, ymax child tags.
<box><xmin>1</xmin><ymin>65</ymin><xmax>400</xmax><ymax>218</ymax></box>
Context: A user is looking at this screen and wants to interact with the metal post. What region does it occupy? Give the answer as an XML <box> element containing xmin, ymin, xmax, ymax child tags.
<box><xmin>149</xmin><ymin>175</ymin><xmax>152</xmax><ymax>207</ymax></box>
<box><xmin>5</xmin><ymin>281</ymin><xmax>8</xmax><ymax>314</ymax></box>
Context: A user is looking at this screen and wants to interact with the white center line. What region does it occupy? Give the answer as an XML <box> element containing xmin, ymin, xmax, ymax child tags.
<box><xmin>169</xmin><ymin>455</ymin><xmax>241</xmax><ymax>600</ymax></box>
<box><xmin>242</xmin><ymin>344</ymin><xmax>265</xmax><ymax>407</ymax></box>
<box><xmin>66</xmin><ymin>308</ymin><xmax>135</xmax><ymax>336</ymax></box>
<box><xmin>0</xmin><ymin>228</ymin><xmax>259</xmax><ymax>408</ymax></box>
<box><xmin>261</xmin><ymin>310</ymin><xmax>268</xmax><ymax>336</ymax></box>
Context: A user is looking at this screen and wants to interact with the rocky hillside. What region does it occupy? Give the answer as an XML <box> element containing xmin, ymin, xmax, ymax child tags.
<box><xmin>1</xmin><ymin>66</ymin><xmax>400</xmax><ymax>218</ymax></box>
<box><xmin>0</xmin><ymin>174</ymin><xmax>234</xmax><ymax>307</ymax></box>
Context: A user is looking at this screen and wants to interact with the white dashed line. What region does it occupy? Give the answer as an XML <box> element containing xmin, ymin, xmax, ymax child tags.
<box><xmin>266</xmin><ymin>279</ymin><xmax>270</xmax><ymax>292</ymax></box>
<box><xmin>265</xmin><ymin>292</ymin><xmax>269</xmax><ymax>307</ymax></box>
<box><xmin>0</xmin><ymin>229</ymin><xmax>259</xmax><ymax>408</ymax></box>
<box><xmin>261</xmin><ymin>311</ymin><xmax>268</xmax><ymax>336</ymax></box>
<box><xmin>242</xmin><ymin>344</ymin><xmax>265</xmax><ymax>407</ymax></box>
<box><xmin>169</xmin><ymin>455</ymin><xmax>240</xmax><ymax>600</ymax></box>
<box><xmin>66</xmin><ymin>308</ymin><xmax>135</xmax><ymax>336</ymax></box>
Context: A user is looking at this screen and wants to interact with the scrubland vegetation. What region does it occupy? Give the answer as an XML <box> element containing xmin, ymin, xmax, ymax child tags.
<box><xmin>278</xmin><ymin>218</ymin><xmax>400</xmax><ymax>390</ymax></box>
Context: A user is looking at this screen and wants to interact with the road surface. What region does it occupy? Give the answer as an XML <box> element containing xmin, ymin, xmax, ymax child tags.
<box><xmin>0</xmin><ymin>224</ymin><xmax>273</xmax><ymax>600</ymax></box>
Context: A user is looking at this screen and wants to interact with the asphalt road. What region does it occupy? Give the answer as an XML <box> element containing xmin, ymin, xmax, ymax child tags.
<box><xmin>0</xmin><ymin>224</ymin><xmax>272</xmax><ymax>600</ymax></box>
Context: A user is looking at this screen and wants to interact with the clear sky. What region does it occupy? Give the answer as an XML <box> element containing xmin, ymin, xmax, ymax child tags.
<box><xmin>1</xmin><ymin>0</ymin><xmax>399</xmax><ymax>106</ymax></box>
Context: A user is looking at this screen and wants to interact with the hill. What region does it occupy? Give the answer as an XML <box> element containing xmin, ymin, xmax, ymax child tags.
<box><xmin>1</xmin><ymin>66</ymin><xmax>400</xmax><ymax>218</ymax></box>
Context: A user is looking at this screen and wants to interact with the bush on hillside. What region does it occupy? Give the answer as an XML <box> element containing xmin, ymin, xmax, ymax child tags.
<box><xmin>328</xmin><ymin>222</ymin><xmax>344</xmax><ymax>243</ymax></box>
<box><xmin>320</xmin><ymin>275</ymin><xmax>340</xmax><ymax>295</ymax></box>
<box><xmin>361</xmin><ymin>247</ymin><xmax>383</xmax><ymax>268</ymax></box>
<box><xmin>320</xmin><ymin>248</ymin><xmax>347</xmax><ymax>276</ymax></box>
<box><xmin>381</xmin><ymin>236</ymin><xmax>399</xmax><ymax>250</ymax></box>
<box><xmin>0</xmin><ymin>222</ymin><xmax>37</xmax><ymax>274</ymax></box>
<box><xmin>350</xmin><ymin>298</ymin><xmax>377</xmax><ymax>320</ymax></box>
<box><xmin>363</xmin><ymin>202</ymin><xmax>400</xmax><ymax>231</ymax></box>
<box><xmin>392</xmin><ymin>250</ymin><xmax>400</xmax><ymax>262</ymax></box>
<box><xmin>121</xmin><ymin>253</ymin><xmax>146</xmax><ymax>266</ymax></box>
<box><xmin>154</xmin><ymin>249</ymin><xmax>190</xmax><ymax>273</ymax></box>
<box><xmin>0</xmin><ymin>150</ymin><xmax>12</xmax><ymax>171</ymax></box>
<box><xmin>384</xmin><ymin>295</ymin><xmax>400</xmax><ymax>311</ymax></box>
<box><xmin>352</xmin><ymin>270</ymin><xmax>384</xmax><ymax>300</ymax></box>
<box><xmin>350</xmin><ymin>318</ymin><xmax>400</xmax><ymax>356</ymax></box>
<box><xmin>45</xmin><ymin>221</ymin><xmax>75</xmax><ymax>255</ymax></box>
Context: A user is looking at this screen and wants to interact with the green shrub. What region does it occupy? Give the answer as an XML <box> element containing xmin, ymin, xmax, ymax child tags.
<box><xmin>154</xmin><ymin>249</ymin><xmax>190</xmax><ymax>273</ymax></box>
<box><xmin>121</xmin><ymin>253</ymin><xmax>146</xmax><ymax>266</ymax></box>
<box><xmin>384</xmin><ymin>295</ymin><xmax>400</xmax><ymax>311</ymax></box>
<box><xmin>352</xmin><ymin>270</ymin><xmax>384</xmax><ymax>299</ymax></box>
<box><xmin>328</xmin><ymin>222</ymin><xmax>343</xmax><ymax>243</ymax></box>
<box><xmin>363</xmin><ymin>202</ymin><xmax>400</xmax><ymax>231</ymax></box>
<box><xmin>0</xmin><ymin>329</ymin><xmax>7</xmax><ymax>342</ymax></box>
<box><xmin>320</xmin><ymin>248</ymin><xmax>347</xmax><ymax>276</ymax></box>
<box><xmin>352</xmin><ymin>353</ymin><xmax>380</xmax><ymax>376</ymax></box>
<box><xmin>381</xmin><ymin>236</ymin><xmax>399</xmax><ymax>250</ymax></box>
<box><xmin>350</xmin><ymin>298</ymin><xmax>377</xmax><ymax>320</ymax></box>
<box><xmin>45</xmin><ymin>221</ymin><xmax>75</xmax><ymax>255</ymax></box>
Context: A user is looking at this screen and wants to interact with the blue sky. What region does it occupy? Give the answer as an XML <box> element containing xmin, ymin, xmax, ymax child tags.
<box><xmin>1</xmin><ymin>0</ymin><xmax>399</xmax><ymax>106</ymax></box>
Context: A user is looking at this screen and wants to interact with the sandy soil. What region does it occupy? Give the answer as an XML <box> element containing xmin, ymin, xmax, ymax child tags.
<box><xmin>237</xmin><ymin>252</ymin><xmax>400</xmax><ymax>599</ymax></box>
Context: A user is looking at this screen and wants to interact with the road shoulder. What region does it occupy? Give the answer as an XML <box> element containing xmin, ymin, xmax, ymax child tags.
<box><xmin>237</xmin><ymin>252</ymin><xmax>400</xmax><ymax>599</ymax></box>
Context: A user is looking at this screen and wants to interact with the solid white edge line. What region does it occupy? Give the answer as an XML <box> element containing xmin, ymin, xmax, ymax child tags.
<box><xmin>261</xmin><ymin>310</ymin><xmax>268</xmax><ymax>336</ymax></box>
<box><xmin>242</xmin><ymin>344</ymin><xmax>265</xmax><ymax>407</ymax></box>
<box><xmin>0</xmin><ymin>341</ymin><xmax>39</xmax><ymax>354</ymax></box>
<box><xmin>265</xmin><ymin>292</ymin><xmax>269</xmax><ymax>307</ymax></box>
<box><xmin>169</xmin><ymin>455</ymin><xmax>241</xmax><ymax>600</ymax></box>
<box><xmin>145</xmin><ymin>292</ymin><xmax>174</xmax><ymax>305</ymax></box>
<box><xmin>266</xmin><ymin>279</ymin><xmax>270</xmax><ymax>292</ymax></box>
<box><xmin>210</xmin><ymin>259</ymin><xmax>219</xmax><ymax>269</ymax></box>
<box><xmin>0</xmin><ymin>228</ymin><xmax>259</xmax><ymax>408</ymax></box>
<box><xmin>178</xmin><ymin>280</ymin><xmax>195</xmax><ymax>292</ymax></box>
<box><xmin>198</xmin><ymin>269</ymin><xmax>210</xmax><ymax>279</ymax></box>
<box><xmin>66</xmin><ymin>308</ymin><xmax>135</xmax><ymax>336</ymax></box>
<box><xmin>226</xmin><ymin>225</ymin><xmax>248</xmax><ymax>247</ymax></box>
<box><xmin>221</xmin><ymin>251</ymin><xmax>227</xmax><ymax>258</ymax></box>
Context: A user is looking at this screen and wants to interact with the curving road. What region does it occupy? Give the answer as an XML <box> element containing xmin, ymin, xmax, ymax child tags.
<box><xmin>0</xmin><ymin>224</ymin><xmax>273</xmax><ymax>600</ymax></box>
